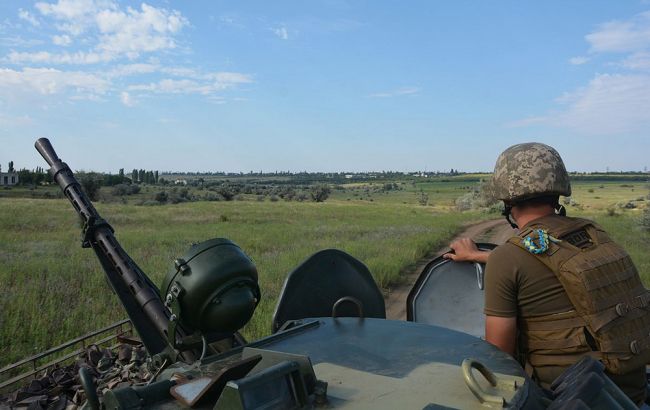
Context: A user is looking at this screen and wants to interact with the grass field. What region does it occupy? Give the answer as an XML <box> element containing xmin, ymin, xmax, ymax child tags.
<box><xmin>0</xmin><ymin>196</ymin><xmax>483</xmax><ymax>367</ymax></box>
<box><xmin>0</xmin><ymin>178</ymin><xmax>647</xmax><ymax>368</ymax></box>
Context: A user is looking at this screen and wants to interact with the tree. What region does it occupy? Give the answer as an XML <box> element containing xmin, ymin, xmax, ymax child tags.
<box><xmin>8</xmin><ymin>161</ymin><xmax>14</xmax><ymax>173</ymax></box>
<box><xmin>132</xmin><ymin>169</ymin><xmax>138</xmax><ymax>183</ymax></box>
<box><xmin>78</xmin><ymin>172</ymin><xmax>102</xmax><ymax>201</ymax></box>
<box><xmin>154</xmin><ymin>170</ymin><xmax>159</xmax><ymax>184</ymax></box>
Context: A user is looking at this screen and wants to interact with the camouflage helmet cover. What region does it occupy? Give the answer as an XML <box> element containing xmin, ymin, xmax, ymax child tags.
<box><xmin>492</xmin><ymin>142</ymin><xmax>571</xmax><ymax>202</ymax></box>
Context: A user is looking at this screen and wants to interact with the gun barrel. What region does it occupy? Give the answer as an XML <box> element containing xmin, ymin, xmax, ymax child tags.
<box><xmin>35</xmin><ymin>138</ymin><xmax>188</xmax><ymax>358</ymax></box>
<box><xmin>35</xmin><ymin>138</ymin><xmax>61</xmax><ymax>167</ymax></box>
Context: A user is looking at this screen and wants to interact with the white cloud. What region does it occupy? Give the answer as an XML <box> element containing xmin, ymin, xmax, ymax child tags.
<box><xmin>120</xmin><ymin>91</ymin><xmax>134</xmax><ymax>106</ymax></box>
<box><xmin>369</xmin><ymin>86</ymin><xmax>420</xmax><ymax>98</ymax></box>
<box><xmin>26</xmin><ymin>0</ymin><xmax>188</xmax><ymax>63</ymax></box>
<box><xmin>35</xmin><ymin>0</ymin><xmax>114</xmax><ymax>36</ymax></box>
<box><xmin>94</xmin><ymin>3</ymin><xmax>188</xmax><ymax>59</ymax></box>
<box><xmin>18</xmin><ymin>9</ymin><xmax>40</xmax><ymax>26</ymax></box>
<box><xmin>0</xmin><ymin>67</ymin><xmax>108</xmax><ymax>96</ymax></box>
<box><xmin>512</xmin><ymin>11</ymin><xmax>650</xmax><ymax>136</ymax></box>
<box><xmin>0</xmin><ymin>36</ymin><xmax>44</xmax><ymax>47</ymax></box>
<box><xmin>272</xmin><ymin>26</ymin><xmax>288</xmax><ymax>40</ymax></box>
<box><xmin>7</xmin><ymin>50</ymin><xmax>112</xmax><ymax>64</ymax></box>
<box><xmin>569</xmin><ymin>56</ymin><xmax>589</xmax><ymax>65</ymax></box>
<box><xmin>621</xmin><ymin>51</ymin><xmax>650</xmax><ymax>70</ymax></box>
<box><xmin>585</xmin><ymin>11</ymin><xmax>650</xmax><ymax>53</ymax></box>
<box><xmin>554</xmin><ymin>73</ymin><xmax>650</xmax><ymax>134</ymax></box>
<box><xmin>108</xmin><ymin>63</ymin><xmax>159</xmax><ymax>77</ymax></box>
<box><xmin>512</xmin><ymin>74</ymin><xmax>650</xmax><ymax>135</ymax></box>
<box><xmin>129</xmin><ymin>78</ymin><xmax>208</xmax><ymax>94</ymax></box>
<box><xmin>52</xmin><ymin>34</ymin><xmax>71</xmax><ymax>46</ymax></box>
<box><xmin>128</xmin><ymin>72</ymin><xmax>252</xmax><ymax>95</ymax></box>
<box><xmin>208</xmin><ymin>71</ymin><xmax>253</xmax><ymax>85</ymax></box>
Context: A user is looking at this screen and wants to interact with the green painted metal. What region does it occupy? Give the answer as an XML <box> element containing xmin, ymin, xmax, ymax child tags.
<box><xmin>160</xmin><ymin>238</ymin><xmax>260</xmax><ymax>336</ymax></box>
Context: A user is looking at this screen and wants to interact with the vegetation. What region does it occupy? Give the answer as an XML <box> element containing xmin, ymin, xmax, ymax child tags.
<box><xmin>0</xmin><ymin>175</ymin><xmax>647</xmax><ymax>368</ymax></box>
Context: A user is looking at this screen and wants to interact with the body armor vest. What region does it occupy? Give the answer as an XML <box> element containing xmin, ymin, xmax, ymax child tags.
<box><xmin>508</xmin><ymin>217</ymin><xmax>650</xmax><ymax>375</ymax></box>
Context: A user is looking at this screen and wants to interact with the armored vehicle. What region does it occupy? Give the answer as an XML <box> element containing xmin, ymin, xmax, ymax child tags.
<box><xmin>7</xmin><ymin>138</ymin><xmax>636</xmax><ymax>409</ymax></box>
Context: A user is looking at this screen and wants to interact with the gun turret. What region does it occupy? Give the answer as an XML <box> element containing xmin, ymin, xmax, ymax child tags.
<box><xmin>34</xmin><ymin>138</ymin><xmax>190</xmax><ymax>359</ymax></box>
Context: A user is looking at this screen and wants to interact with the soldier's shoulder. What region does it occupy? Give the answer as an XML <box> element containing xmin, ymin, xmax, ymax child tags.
<box><xmin>489</xmin><ymin>240</ymin><xmax>528</xmax><ymax>263</ymax></box>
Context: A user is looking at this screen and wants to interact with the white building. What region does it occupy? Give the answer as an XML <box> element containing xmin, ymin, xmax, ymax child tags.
<box><xmin>0</xmin><ymin>165</ymin><xmax>19</xmax><ymax>186</ymax></box>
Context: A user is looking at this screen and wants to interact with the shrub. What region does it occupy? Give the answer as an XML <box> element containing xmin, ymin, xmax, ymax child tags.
<box><xmin>111</xmin><ymin>183</ymin><xmax>140</xmax><ymax>196</ymax></box>
<box><xmin>203</xmin><ymin>192</ymin><xmax>221</xmax><ymax>201</ymax></box>
<box><xmin>154</xmin><ymin>191</ymin><xmax>168</xmax><ymax>203</ymax></box>
<box><xmin>310</xmin><ymin>185</ymin><xmax>331</xmax><ymax>202</ymax></box>
<box><xmin>270</xmin><ymin>195</ymin><xmax>279</xmax><ymax>202</ymax></box>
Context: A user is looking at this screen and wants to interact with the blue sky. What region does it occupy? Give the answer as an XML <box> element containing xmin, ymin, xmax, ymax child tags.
<box><xmin>1</xmin><ymin>1</ymin><xmax>649</xmax><ymax>173</ymax></box>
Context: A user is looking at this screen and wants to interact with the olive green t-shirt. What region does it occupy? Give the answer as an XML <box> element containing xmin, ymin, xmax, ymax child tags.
<box><xmin>483</xmin><ymin>214</ymin><xmax>647</xmax><ymax>404</ymax></box>
<box><xmin>484</xmin><ymin>222</ymin><xmax>573</xmax><ymax>318</ymax></box>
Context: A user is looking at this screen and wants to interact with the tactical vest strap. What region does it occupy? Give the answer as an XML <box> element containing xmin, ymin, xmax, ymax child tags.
<box><xmin>598</xmin><ymin>326</ymin><xmax>650</xmax><ymax>352</ymax></box>
<box><xmin>520</xmin><ymin>312</ymin><xmax>585</xmax><ymax>331</ymax></box>
<box><xmin>524</xmin><ymin>334</ymin><xmax>586</xmax><ymax>350</ymax></box>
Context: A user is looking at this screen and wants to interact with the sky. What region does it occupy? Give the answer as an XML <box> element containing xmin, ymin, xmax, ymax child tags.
<box><xmin>1</xmin><ymin>1</ymin><xmax>649</xmax><ymax>173</ymax></box>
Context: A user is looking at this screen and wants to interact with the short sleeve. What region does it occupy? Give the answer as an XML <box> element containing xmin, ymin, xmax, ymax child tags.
<box><xmin>483</xmin><ymin>244</ymin><xmax>518</xmax><ymax>317</ymax></box>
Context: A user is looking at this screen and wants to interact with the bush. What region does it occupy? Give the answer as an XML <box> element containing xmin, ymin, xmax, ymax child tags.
<box><xmin>154</xmin><ymin>191</ymin><xmax>168</xmax><ymax>203</ymax></box>
<box><xmin>310</xmin><ymin>185</ymin><xmax>331</xmax><ymax>202</ymax></box>
<box><xmin>203</xmin><ymin>192</ymin><xmax>222</xmax><ymax>201</ymax></box>
<box><xmin>269</xmin><ymin>195</ymin><xmax>279</xmax><ymax>202</ymax></box>
<box><xmin>454</xmin><ymin>179</ymin><xmax>498</xmax><ymax>211</ymax></box>
<box><xmin>111</xmin><ymin>183</ymin><xmax>140</xmax><ymax>196</ymax></box>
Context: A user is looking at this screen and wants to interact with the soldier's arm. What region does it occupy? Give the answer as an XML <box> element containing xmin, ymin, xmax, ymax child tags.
<box><xmin>443</xmin><ymin>238</ymin><xmax>490</xmax><ymax>264</ymax></box>
<box><xmin>485</xmin><ymin>316</ymin><xmax>517</xmax><ymax>356</ymax></box>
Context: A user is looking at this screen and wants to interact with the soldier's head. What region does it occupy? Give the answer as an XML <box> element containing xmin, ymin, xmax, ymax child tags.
<box><xmin>491</xmin><ymin>142</ymin><xmax>571</xmax><ymax>227</ymax></box>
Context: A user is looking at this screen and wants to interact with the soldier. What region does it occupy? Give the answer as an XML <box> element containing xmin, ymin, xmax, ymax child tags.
<box><xmin>445</xmin><ymin>143</ymin><xmax>649</xmax><ymax>405</ymax></box>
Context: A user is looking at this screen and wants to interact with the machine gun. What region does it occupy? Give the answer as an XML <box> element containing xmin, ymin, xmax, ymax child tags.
<box><xmin>35</xmin><ymin>138</ymin><xmax>261</xmax><ymax>366</ymax></box>
<box><xmin>35</xmin><ymin>138</ymin><xmax>193</xmax><ymax>360</ymax></box>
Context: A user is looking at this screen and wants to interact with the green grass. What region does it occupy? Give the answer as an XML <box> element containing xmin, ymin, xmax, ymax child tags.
<box><xmin>1</xmin><ymin>178</ymin><xmax>647</xmax><ymax>368</ymax></box>
<box><xmin>0</xmin><ymin>197</ymin><xmax>483</xmax><ymax>367</ymax></box>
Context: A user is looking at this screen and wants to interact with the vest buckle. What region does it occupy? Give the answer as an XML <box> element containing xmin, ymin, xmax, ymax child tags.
<box><xmin>615</xmin><ymin>303</ymin><xmax>629</xmax><ymax>317</ymax></box>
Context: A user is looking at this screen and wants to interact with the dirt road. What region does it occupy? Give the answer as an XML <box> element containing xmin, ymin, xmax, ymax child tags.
<box><xmin>385</xmin><ymin>218</ymin><xmax>515</xmax><ymax>320</ymax></box>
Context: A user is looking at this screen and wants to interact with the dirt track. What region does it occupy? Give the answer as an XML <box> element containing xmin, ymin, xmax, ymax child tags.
<box><xmin>384</xmin><ymin>218</ymin><xmax>516</xmax><ymax>320</ymax></box>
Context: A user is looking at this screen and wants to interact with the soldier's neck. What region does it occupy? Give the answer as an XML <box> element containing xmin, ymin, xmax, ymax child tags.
<box><xmin>513</xmin><ymin>205</ymin><xmax>555</xmax><ymax>229</ymax></box>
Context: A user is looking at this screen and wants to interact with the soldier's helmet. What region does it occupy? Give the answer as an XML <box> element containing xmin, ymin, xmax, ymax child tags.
<box><xmin>492</xmin><ymin>142</ymin><xmax>571</xmax><ymax>202</ymax></box>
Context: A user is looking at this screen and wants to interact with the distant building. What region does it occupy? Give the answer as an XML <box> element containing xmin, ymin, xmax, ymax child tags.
<box><xmin>174</xmin><ymin>179</ymin><xmax>188</xmax><ymax>185</ymax></box>
<box><xmin>0</xmin><ymin>172</ymin><xmax>19</xmax><ymax>186</ymax></box>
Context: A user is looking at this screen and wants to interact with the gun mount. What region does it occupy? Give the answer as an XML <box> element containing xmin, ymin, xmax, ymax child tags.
<box><xmin>35</xmin><ymin>138</ymin><xmax>260</xmax><ymax>365</ymax></box>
